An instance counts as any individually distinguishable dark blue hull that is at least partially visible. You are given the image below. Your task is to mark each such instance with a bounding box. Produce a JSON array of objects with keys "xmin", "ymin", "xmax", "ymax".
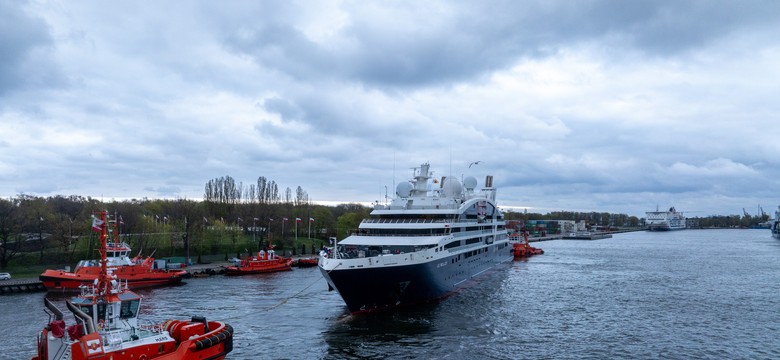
[
  {"xmin": 647, "ymin": 225, "xmax": 686, "ymax": 231},
  {"xmin": 321, "ymin": 242, "xmax": 513, "ymax": 313}
]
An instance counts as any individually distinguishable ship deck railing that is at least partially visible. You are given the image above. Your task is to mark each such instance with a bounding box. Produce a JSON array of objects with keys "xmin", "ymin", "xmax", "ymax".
[
  {"xmin": 373, "ymin": 203, "xmax": 462, "ymax": 210},
  {"xmin": 351, "ymin": 229, "xmax": 501, "ymax": 238}
]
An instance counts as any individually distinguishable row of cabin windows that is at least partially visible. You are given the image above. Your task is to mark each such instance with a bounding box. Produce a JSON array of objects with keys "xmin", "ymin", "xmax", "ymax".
[
  {"xmin": 335, "ymin": 244, "xmax": 436, "ymax": 258},
  {"xmin": 374, "ymin": 213, "xmax": 505, "ymax": 221},
  {"xmin": 443, "ymin": 236, "xmax": 490, "ymax": 250},
  {"xmin": 358, "ymin": 224, "xmax": 506, "ymax": 237}
]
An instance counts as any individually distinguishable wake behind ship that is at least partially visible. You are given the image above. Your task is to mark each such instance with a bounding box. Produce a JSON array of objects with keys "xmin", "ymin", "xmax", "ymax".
[{"xmin": 319, "ymin": 163, "xmax": 512, "ymax": 314}]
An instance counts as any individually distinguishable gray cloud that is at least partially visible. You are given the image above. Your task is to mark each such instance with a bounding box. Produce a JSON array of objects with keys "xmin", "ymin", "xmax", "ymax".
[
  {"xmin": 0, "ymin": 1, "xmax": 63, "ymax": 96},
  {"xmin": 1, "ymin": 1, "xmax": 780, "ymax": 217}
]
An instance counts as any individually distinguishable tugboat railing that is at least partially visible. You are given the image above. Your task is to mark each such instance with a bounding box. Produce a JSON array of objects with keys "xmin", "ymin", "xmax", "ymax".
[
  {"xmin": 44, "ymin": 297, "xmax": 63, "ymax": 322},
  {"xmin": 66, "ymin": 300, "xmax": 95, "ymax": 334}
]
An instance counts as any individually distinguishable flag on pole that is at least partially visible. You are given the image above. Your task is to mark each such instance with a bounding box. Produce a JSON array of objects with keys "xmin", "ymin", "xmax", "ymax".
[
  {"xmin": 283, "ymin": 218, "xmax": 288, "ymax": 221},
  {"xmin": 91, "ymin": 216, "xmax": 104, "ymax": 232},
  {"xmin": 295, "ymin": 217, "xmax": 301, "ymax": 222},
  {"xmin": 309, "ymin": 217, "xmax": 315, "ymax": 222},
  {"xmin": 203, "ymin": 217, "xmax": 208, "ymax": 223}
]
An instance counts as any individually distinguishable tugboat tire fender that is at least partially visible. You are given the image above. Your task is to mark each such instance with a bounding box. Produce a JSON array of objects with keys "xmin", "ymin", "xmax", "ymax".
[{"xmin": 194, "ymin": 324, "xmax": 234, "ymax": 350}]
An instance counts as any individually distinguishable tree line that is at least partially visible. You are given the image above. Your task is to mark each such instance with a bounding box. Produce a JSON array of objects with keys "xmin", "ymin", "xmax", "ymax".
[
  {"xmin": 2, "ymin": 177, "xmax": 772, "ymax": 269},
  {"xmin": 504, "ymin": 210, "xmax": 642, "ymax": 228},
  {"xmin": 505, "ymin": 209, "xmax": 773, "ymax": 229}
]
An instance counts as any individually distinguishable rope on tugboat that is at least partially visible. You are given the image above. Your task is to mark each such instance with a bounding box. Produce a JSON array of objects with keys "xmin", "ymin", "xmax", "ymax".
[
  {"xmin": 265, "ymin": 260, "xmax": 346, "ymax": 311},
  {"xmin": 269, "ymin": 274, "xmax": 323, "ymax": 311},
  {"xmin": 219, "ymin": 273, "xmax": 325, "ymax": 322}
]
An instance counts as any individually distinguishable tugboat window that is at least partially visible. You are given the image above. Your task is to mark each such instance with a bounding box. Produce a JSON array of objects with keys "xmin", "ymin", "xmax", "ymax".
[{"xmin": 120, "ymin": 300, "xmax": 140, "ymax": 318}]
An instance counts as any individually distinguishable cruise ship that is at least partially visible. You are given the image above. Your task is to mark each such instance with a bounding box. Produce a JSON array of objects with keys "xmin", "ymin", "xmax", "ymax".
[
  {"xmin": 771, "ymin": 206, "xmax": 780, "ymax": 239},
  {"xmin": 319, "ymin": 163, "xmax": 512, "ymax": 314},
  {"xmin": 645, "ymin": 206, "xmax": 687, "ymax": 231}
]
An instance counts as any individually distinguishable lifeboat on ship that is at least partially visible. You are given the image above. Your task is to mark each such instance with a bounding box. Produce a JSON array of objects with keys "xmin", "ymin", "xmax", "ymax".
[
  {"xmin": 511, "ymin": 231, "xmax": 544, "ymax": 259},
  {"xmin": 39, "ymin": 218, "xmax": 186, "ymax": 292},
  {"xmin": 224, "ymin": 247, "xmax": 293, "ymax": 275},
  {"xmin": 32, "ymin": 211, "xmax": 233, "ymax": 360}
]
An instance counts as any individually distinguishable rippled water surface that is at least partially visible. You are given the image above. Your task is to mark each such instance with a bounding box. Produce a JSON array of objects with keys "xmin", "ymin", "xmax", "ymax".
[{"xmin": 3, "ymin": 229, "xmax": 779, "ymax": 359}]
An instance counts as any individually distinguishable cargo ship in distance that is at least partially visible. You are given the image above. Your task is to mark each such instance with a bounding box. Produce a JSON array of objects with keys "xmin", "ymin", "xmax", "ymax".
[
  {"xmin": 646, "ymin": 206, "xmax": 687, "ymax": 231},
  {"xmin": 319, "ymin": 163, "xmax": 512, "ymax": 314}
]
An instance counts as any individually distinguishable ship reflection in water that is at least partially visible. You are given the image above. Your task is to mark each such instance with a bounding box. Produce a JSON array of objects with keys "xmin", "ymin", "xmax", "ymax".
[{"xmin": 3, "ymin": 229, "xmax": 780, "ymax": 359}]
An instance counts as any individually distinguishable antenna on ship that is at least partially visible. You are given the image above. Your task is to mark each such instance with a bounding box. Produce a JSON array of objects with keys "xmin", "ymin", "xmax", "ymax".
[
  {"xmin": 392, "ymin": 152, "xmax": 396, "ymax": 202},
  {"xmin": 449, "ymin": 147, "xmax": 452, "ymax": 185}
]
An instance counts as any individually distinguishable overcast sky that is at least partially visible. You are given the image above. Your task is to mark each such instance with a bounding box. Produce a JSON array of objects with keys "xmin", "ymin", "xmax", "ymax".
[{"xmin": 2, "ymin": 1, "xmax": 779, "ymax": 218}]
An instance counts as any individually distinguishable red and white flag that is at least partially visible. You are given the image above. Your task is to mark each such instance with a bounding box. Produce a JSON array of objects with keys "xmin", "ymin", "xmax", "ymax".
[
  {"xmin": 91, "ymin": 216, "xmax": 104, "ymax": 232},
  {"xmin": 283, "ymin": 217, "xmax": 288, "ymax": 221},
  {"xmin": 309, "ymin": 218, "xmax": 315, "ymax": 222},
  {"xmin": 295, "ymin": 217, "xmax": 301, "ymax": 222}
]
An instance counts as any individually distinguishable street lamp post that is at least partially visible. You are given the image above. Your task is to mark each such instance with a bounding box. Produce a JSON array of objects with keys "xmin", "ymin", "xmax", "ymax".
[
  {"xmin": 281, "ymin": 218, "xmax": 286, "ymax": 243},
  {"xmin": 184, "ymin": 216, "xmax": 189, "ymax": 266},
  {"xmin": 252, "ymin": 217, "xmax": 258, "ymax": 250},
  {"xmin": 267, "ymin": 218, "xmax": 273, "ymax": 249}
]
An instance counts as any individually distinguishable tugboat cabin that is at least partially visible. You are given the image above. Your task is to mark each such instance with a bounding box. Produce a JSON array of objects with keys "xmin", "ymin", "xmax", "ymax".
[{"xmin": 70, "ymin": 288, "xmax": 141, "ymax": 331}]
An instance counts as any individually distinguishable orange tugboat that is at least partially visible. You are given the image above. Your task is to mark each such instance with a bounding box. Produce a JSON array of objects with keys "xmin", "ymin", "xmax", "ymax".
[
  {"xmin": 293, "ymin": 257, "xmax": 319, "ymax": 267},
  {"xmin": 510, "ymin": 231, "xmax": 544, "ymax": 259},
  {"xmin": 32, "ymin": 211, "xmax": 233, "ymax": 360},
  {"xmin": 40, "ymin": 216, "xmax": 187, "ymax": 292},
  {"xmin": 224, "ymin": 246, "xmax": 293, "ymax": 275}
]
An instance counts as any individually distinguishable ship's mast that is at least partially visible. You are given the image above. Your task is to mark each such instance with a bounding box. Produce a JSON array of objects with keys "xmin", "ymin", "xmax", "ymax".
[{"xmin": 410, "ymin": 163, "xmax": 431, "ymax": 197}]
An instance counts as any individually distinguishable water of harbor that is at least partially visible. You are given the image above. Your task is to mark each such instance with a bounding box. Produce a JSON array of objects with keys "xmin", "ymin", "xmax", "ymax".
[{"xmin": 2, "ymin": 229, "xmax": 779, "ymax": 359}]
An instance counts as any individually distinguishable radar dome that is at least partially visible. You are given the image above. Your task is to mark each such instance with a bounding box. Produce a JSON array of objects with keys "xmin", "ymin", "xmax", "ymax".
[
  {"xmin": 396, "ymin": 182, "xmax": 413, "ymax": 198},
  {"xmin": 463, "ymin": 176, "xmax": 478, "ymax": 190},
  {"xmin": 442, "ymin": 178, "xmax": 463, "ymax": 197}
]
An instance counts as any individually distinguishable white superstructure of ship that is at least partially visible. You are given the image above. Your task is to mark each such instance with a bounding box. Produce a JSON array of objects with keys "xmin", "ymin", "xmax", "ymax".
[{"xmin": 646, "ymin": 206, "xmax": 687, "ymax": 231}]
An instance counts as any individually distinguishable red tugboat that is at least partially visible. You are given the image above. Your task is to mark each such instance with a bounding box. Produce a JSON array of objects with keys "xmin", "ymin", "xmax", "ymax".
[
  {"xmin": 293, "ymin": 257, "xmax": 319, "ymax": 267},
  {"xmin": 510, "ymin": 231, "xmax": 544, "ymax": 259},
  {"xmin": 32, "ymin": 211, "xmax": 233, "ymax": 360},
  {"xmin": 40, "ymin": 215, "xmax": 187, "ymax": 292},
  {"xmin": 224, "ymin": 244, "xmax": 293, "ymax": 275}
]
